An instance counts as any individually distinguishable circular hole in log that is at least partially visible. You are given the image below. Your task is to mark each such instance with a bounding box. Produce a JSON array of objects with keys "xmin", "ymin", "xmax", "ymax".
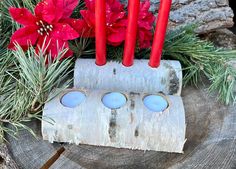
[
  {"xmin": 143, "ymin": 94, "xmax": 169, "ymax": 112},
  {"xmin": 60, "ymin": 91, "xmax": 86, "ymax": 108},
  {"xmin": 102, "ymin": 92, "xmax": 127, "ymax": 109}
]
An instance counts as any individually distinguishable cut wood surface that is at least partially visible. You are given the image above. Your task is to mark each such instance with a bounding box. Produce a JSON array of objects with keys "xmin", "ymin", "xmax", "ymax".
[
  {"xmin": 42, "ymin": 89, "xmax": 186, "ymax": 153},
  {"xmin": 121, "ymin": 0, "xmax": 234, "ymax": 34},
  {"xmin": 74, "ymin": 59, "xmax": 182, "ymax": 96},
  {"xmin": 0, "ymin": 144, "xmax": 18, "ymax": 169},
  {"xmin": 6, "ymin": 85, "xmax": 236, "ymax": 169},
  {"xmin": 5, "ymin": 121, "xmax": 62, "ymax": 169},
  {"xmin": 168, "ymin": 0, "xmax": 234, "ymax": 33}
]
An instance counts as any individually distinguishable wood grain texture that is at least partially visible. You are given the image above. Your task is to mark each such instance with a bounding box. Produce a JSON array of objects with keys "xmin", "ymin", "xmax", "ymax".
[
  {"xmin": 0, "ymin": 144, "xmax": 18, "ymax": 169},
  {"xmin": 6, "ymin": 85, "xmax": 236, "ymax": 169},
  {"xmin": 74, "ymin": 59, "xmax": 182, "ymax": 96},
  {"xmin": 121, "ymin": 0, "xmax": 234, "ymax": 34},
  {"xmin": 42, "ymin": 89, "xmax": 186, "ymax": 153},
  {"xmin": 5, "ymin": 121, "xmax": 63, "ymax": 169},
  {"xmin": 168, "ymin": 0, "xmax": 234, "ymax": 34}
]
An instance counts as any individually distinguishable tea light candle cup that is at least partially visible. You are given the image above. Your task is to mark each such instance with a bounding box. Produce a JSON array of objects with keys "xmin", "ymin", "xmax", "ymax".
[
  {"xmin": 61, "ymin": 91, "xmax": 86, "ymax": 108},
  {"xmin": 143, "ymin": 94, "xmax": 169, "ymax": 112},
  {"xmin": 102, "ymin": 92, "xmax": 127, "ymax": 109}
]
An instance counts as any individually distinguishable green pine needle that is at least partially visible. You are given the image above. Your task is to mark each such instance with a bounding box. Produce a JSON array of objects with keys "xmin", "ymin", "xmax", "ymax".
[
  {"xmin": 70, "ymin": 37, "xmax": 95, "ymax": 58},
  {"xmin": 163, "ymin": 25, "xmax": 236, "ymax": 104},
  {"xmin": 107, "ymin": 45, "xmax": 124, "ymax": 62},
  {"xmin": 0, "ymin": 43, "xmax": 73, "ymax": 142}
]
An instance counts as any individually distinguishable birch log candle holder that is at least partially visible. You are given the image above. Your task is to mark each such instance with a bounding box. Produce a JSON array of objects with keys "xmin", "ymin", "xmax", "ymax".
[
  {"xmin": 42, "ymin": 89, "xmax": 186, "ymax": 153},
  {"xmin": 42, "ymin": 59, "xmax": 186, "ymax": 153}
]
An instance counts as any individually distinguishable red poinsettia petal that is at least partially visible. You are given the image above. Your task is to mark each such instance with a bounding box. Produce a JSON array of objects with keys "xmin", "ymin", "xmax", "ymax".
[
  {"xmin": 107, "ymin": 0, "xmax": 124, "ymax": 12},
  {"xmin": 139, "ymin": 13, "xmax": 155, "ymax": 27},
  {"xmin": 140, "ymin": 40, "xmax": 151, "ymax": 49},
  {"xmin": 8, "ymin": 26, "xmax": 39, "ymax": 50},
  {"xmin": 35, "ymin": 0, "xmax": 63, "ymax": 24},
  {"xmin": 51, "ymin": 23, "xmax": 79, "ymax": 41},
  {"xmin": 84, "ymin": 0, "xmax": 95, "ymax": 11},
  {"xmin": 107, "ymin": 29, "xmax": 126, "ymax": 46},
  {"xmin": 112, "ymin": 18, "xmax": 127, "ymax": 29},
  {"xmin": 63, "ymin": 18, "xmax": 83, "ymax": 33},
  {"xmin": 108, "ymin": 19, "xmax": 127, "ymax": 34},
  {"xmin": 138, "ymin": 29, "xmax": 152, "ymax": 49},
  {"xmin": 138, "ymin": 0, "xmax": 155, "ymax": 30},
  {"xmin": 80, "ymin": 10, "xmax": 95, "ymax": 27},
  {"xmin": 9, "ymin": 7, "xmax": 37, "ymax": 26},
  {"xmin": 140, "ymin": 0, "xmax": 151, "ymax": 12},
  {"xmin": 62, "ymin": 0, "xmax": 79, "ymax": 18},
  {"xmin": 145, "ymin": 14, "xmax": 155, "ymax": 24},
  {"xmin": 107, "ymin": 12, "xmax": 126, "ymax": 24},
  {"xmin": 34, "ymin": 1, "xmax": 44, "ymax": 19},
  {"xmin": 64, "ymin": 18, "xmax": 95, "ymax": 37},
  {"xmin": 138, "ymin": 20, "xmax": 152, "ymax": 30}
]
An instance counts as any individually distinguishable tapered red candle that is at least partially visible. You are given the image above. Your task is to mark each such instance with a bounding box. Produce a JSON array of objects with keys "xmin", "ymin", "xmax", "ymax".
[
  {"xmin": 122, "ymin": 0, "xmax": 140, "ymax": 67},
  {"xmin": 95, "ymin": 0, "xmax": 106, "ymax": 66},
  {"xmin": 149, "ymin": 0, "xmax": 172, "ymax": 68}
]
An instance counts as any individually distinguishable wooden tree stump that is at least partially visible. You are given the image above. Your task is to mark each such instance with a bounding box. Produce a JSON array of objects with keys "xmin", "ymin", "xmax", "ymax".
[
  {"xmin": 0, "ymin": 144, "xmax": 18, "ymax": 169},
  {"xmin": 168, "ymin": 0, "xmax": 234, "ymax": 33},
  {"xmin": 121, "ymin": 0, "xmax": 234, "ymax": 34},
  {"xmin": 5, "ymin": 85, "xmax": 236, "ymax": 169}
]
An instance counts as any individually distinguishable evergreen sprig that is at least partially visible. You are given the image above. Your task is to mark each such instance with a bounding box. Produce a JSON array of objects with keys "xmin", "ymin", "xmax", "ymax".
[
  {"xmin": 70, "ymin": 36, "xmax": 95, "ymax": 58},
  {"xmin": 0, "ymin": 43, "xmax": 73, "ymax": 141},
  {"xmin": 163, "ymin": 25, "xmax": 236, "ymax": 104}
]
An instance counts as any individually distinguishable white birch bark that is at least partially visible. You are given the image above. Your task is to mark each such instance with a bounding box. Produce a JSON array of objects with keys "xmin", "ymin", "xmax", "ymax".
[
  {"xmin": 74, "ymin": 59, "xmax": 182, "ymax": 96},
  {"xmin": 42, "ymin": 89, "xmax": 186, "ymax": 153}
]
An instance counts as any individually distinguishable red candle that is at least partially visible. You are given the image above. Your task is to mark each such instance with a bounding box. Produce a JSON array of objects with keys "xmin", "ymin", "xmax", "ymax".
[
  {"xmin": 122, "ymin": 0, "xmax": 140, "ymax": 67},
  {"xmin": 149, "ymin": 0, "xmax": 172, "ymax": 68},
  {"xmin": 95, "ymin": 0, "xmax": 106, "ymax": 66}
]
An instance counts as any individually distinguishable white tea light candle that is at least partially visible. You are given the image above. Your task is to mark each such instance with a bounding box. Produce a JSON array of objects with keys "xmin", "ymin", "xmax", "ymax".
[
  {"xmin": 61, "ymin": 91, "xmax": 86, "ymax": 108},
  {"xmin": 143, "ymin": 95, "xmax": 168, "ymax": 112},
  {"xmin": 102, "ymin": 92, "xmax": 127, "ymax": 109}
]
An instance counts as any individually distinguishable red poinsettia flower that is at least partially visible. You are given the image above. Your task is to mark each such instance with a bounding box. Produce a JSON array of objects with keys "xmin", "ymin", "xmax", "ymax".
[
  {"xmin": 71, "ymin": 0, "xmax": 127, "ymax": 46},
  {"xmin": 137, "ymin": 0, "xmax": 155, "ymax": 49},
  {"xmin": 8, "ymin": 0, "xmax": 80, "ymax": 59}
]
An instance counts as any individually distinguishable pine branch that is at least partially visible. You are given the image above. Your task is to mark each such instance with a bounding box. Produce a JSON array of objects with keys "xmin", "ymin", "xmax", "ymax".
[
  {"xmin": 163, "ymin": 25, "xmax": 236, "ymax": 104},
  {"xmin": 0, "ymin": 43, "xmax": 73, "ymax": 141},
  {"xmin": 69, "ymin": 37, "xmax": 95, "ymax": 58},
  {"xmin": 0, "ymin": 0, "xmax": 21, "ymax": 48},
  {"xmin": 107, "ymin": 45, "xmax": 124, "ymax": 62},
  {"xmin": 71, "ymin": 0, "xmax": 86, "ymax": 18}
]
